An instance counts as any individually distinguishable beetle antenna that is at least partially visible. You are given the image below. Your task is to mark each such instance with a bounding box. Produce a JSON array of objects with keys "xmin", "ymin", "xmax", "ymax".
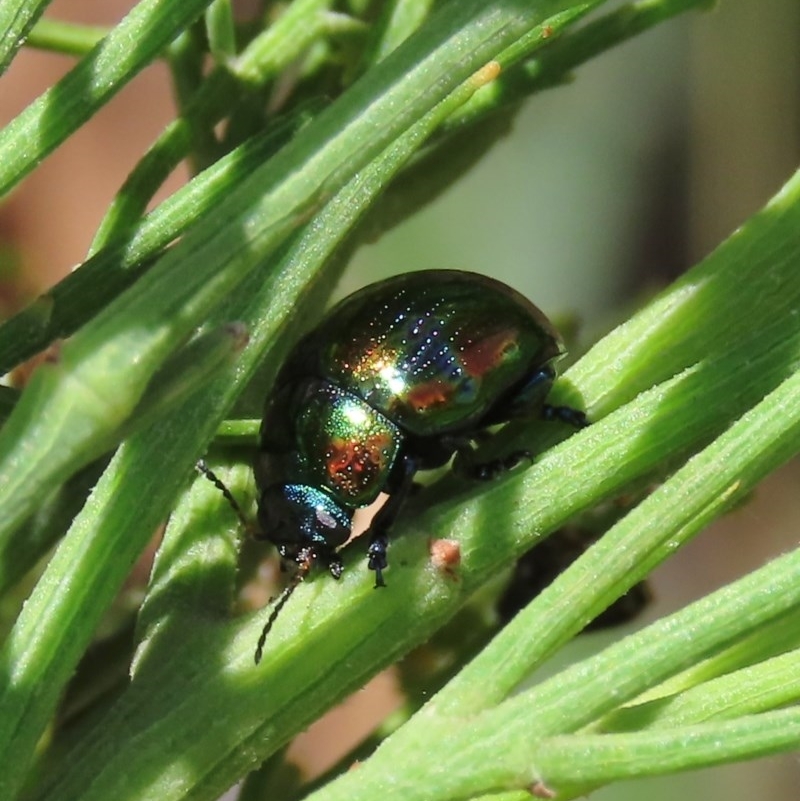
[
  {"xmin": 254, "ymin": 557, "xmax": 312, "ymax": 664},
  {"xmin": 196, "ymin": 459, "xmax": 254, "ymax": 533}
]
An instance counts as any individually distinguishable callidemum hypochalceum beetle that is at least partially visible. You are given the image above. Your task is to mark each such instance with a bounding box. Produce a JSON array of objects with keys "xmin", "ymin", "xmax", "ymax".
[{"xmin": 244, "ymin": 269, "xmax": 587, "ymax": 661}]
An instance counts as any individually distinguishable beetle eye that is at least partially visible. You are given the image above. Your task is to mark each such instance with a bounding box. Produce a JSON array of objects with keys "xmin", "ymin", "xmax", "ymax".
[{"xmin": 315, "ymin": 507, "xmax": 340, "ymax": 530}]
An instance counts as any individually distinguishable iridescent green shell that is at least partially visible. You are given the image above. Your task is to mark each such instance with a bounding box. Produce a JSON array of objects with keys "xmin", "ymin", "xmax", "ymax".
[
  {"xmin": 293, "ymin": 270, "xmax": 563, "ymax": 437},
  {"xmin": 293, "ymin": 380, "xmax": 400, "ymax": 506}
]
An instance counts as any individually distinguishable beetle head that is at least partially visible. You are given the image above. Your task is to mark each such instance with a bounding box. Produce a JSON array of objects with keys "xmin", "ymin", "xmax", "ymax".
[{"xmin": 258, "ymin": 483, "xmax": 352, "ymax": 558}]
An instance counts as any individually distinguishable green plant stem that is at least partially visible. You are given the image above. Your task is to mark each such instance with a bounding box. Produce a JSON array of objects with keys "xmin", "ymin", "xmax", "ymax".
[
  {"xmin": 356, "ymin": 706, "xmax": 800, "ymax": 800},
  {"xmin": 166, "ymin": 27, "xmax": 219, "ymax": 172},
  {"xmin": 0, "ymin": 0, "xmax": 215, "ymax": 198},
  {"xmin": 362, "ymin": 0, "xmax": 436, "ymax": 66},
  {"xmin": 205, "ymin": 0, "xmax": 236, "ymax": 60},
  {"xmin": 0, "ymin": 385, "xmax": 17, "ymax": 423},
  {"xmin": 24, "ymin": 16, "xmax": 108, "ymax": 56},
  {"xmin": 84, "ymin": 78, "xmax": 234, "ymax": 254},
  {"xmin": 167, "ymin": 27, "xmax": 205, "ymax": 111},
  {"xmin": 214, "ymin": 418, "xmax": 261, "ymax": 445},
  {"xmin": 320, "ymin": 10, "xmax": 369, "ymax": 36},
  {"xmin": 88, "ymin": 0, "xmax": 336, "ymax": 253},
  {"xmin": 0, "ymin": 458, "xmax": 107, "ymax": 595},
  {"xmin": 627, "ymin": 606, "xmax": 800, "ymax": 706},
  {"xmin": 137, "ymin": 458, "xmax": 250, "ymax": 630},
  {"xmin": 0, "ymin": 0, "xmax": 53, "ymax": 73},
  {"xmin": 535, "ymin": 709, "xmax": 800, "ymax": 792},
  {"xmin": 444, "ymin": 0, "xmax": 712, "ymax": 133},
  {"xmin": 355, "ymin": 570, "xmax": 800, "ymax": 797},
  {"xmin": 0, "ymin": 108, "xmax": 313, "ymax": 377},
  {"xmin": 601, "ymin": 647, "xmax": 800, "ymax": 733}
]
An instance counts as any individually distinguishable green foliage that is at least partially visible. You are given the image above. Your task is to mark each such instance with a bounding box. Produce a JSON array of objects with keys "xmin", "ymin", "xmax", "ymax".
[{"xmin": 1, "ymin": 1, "xmax": 797, "ymax": 800}]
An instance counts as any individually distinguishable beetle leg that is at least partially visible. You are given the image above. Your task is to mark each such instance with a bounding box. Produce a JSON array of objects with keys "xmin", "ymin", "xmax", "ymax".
[
  {"xmin": 439, "ymin": 434, "xmax": 480, "ymax": 475},
  {"xmin": 466, "ymin": 450, "xmax": 534, "ymax": 481},
  {"xmin": 467, "ymin": 403, "xmax": 588, "ymax": 479},
  {"xmin": 366, "ymin": 454, "xmax": 418, "ymax": 587},
  {"xmin": 457, "ymin": 399, "xmax": 588, "ymax": 480},
  {"xmin": 450, "ymin": 434, "xmax": 529, "ymax": 480},
  {"xmin": 367, "ymin": 536, "xmax": 389, "ymax": 587},
  {"xmin": 326, "ymin": 554, "xmax": 344, "ymax": 580},
  {"xmin": 541, "ymin": 404, "xmax": 589, "ymax": 429}
]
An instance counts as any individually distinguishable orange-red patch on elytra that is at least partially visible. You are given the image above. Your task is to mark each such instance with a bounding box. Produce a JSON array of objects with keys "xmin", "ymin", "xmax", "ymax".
[
  {"xmin": 326, "ymin": 434, "xmax": 393, "ymax": 498},
  {"xmin": 405, "ymin": 379, "xmax": 453, "ymax": 412},
  {"xmin": 458, "ymin": 329, "xmax": 519, "ymax": 378}
]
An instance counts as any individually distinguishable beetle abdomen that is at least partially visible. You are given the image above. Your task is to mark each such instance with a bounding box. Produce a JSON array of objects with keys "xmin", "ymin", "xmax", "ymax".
[{"xmin": 299, "ymin": 271, "xmax": 563, "ymax": 437}]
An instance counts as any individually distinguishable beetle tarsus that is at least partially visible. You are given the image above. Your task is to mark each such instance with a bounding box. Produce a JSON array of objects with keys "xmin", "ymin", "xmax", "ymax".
[
  {"xmin": 327, "ymin": 557, "xmax": 344, "ymax": 580},
  {"xmin": 367, "ymin": 535, "xmax": 388, "ymax": 588},
  {"xmin": 541, "ymin": 404, "xmax": 589, "ymax": 429}
]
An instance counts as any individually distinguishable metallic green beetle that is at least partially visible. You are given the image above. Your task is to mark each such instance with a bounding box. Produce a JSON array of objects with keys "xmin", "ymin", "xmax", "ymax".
[{"xmin": 252, "ymin": 270, "xmax": 586, "ymax": 658}]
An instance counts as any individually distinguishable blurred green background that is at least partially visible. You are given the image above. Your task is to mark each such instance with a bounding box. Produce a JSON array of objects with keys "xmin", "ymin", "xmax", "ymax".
[{"xmin": 1, "ymin": 1, "xmax": 799, "ymax": 798}]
